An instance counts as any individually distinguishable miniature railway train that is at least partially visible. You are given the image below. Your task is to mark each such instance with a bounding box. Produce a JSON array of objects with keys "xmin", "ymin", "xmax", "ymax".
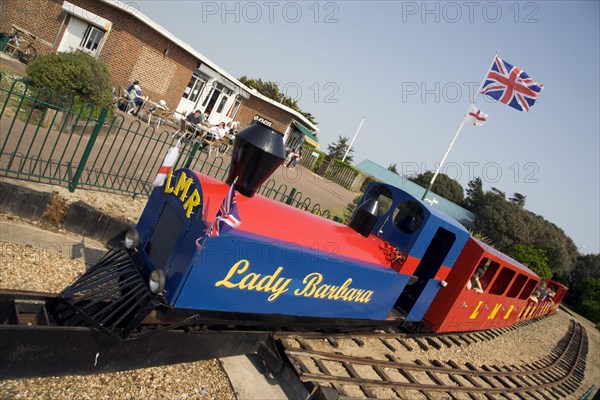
[{"xmin": 53, "ymin": 122, "xmax": 567, "ymax": 341}]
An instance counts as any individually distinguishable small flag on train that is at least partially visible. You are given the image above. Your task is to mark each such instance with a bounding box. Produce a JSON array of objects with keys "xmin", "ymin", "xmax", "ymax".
[
  {"xmin": 152, "ymin": 139, "xmax": 181, "ymax": 188},
  {"xmin": 195, "ymin": 183, "xmax": 241, "ymax": 249}
]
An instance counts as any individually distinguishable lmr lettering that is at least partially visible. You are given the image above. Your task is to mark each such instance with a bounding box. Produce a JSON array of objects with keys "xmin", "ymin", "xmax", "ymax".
[{"xmin": 164, "ymin": 171, "xmax": 201, "ymax": 218}]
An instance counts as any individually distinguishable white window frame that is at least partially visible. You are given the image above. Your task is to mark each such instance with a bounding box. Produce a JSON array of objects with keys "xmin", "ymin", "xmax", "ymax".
[{"xmin": 80, "ymin": 25, "xmax": 104, "ymax": 53}]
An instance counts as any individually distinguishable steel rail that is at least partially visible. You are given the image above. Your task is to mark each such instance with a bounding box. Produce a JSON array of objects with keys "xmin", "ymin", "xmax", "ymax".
[{"xmin": 285, "ymin": 321, "xmax": 587, "ymax": 396}]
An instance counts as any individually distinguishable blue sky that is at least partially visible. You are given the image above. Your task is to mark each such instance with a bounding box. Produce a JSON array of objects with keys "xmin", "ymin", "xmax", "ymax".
[{"xmin": 137, "ymin": 1, "xmax": 599, "ymax": 254}]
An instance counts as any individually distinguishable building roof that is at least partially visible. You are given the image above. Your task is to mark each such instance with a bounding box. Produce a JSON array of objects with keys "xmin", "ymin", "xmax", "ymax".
[
  {"xmin": 293, "ymin": 121, "xmax": 319, "ymax": 147},
  {"xmin": 355, "ymin": 159, "xmax": 475, "ymax": 228},
  {"xmin": 99, "ymin": 0, "xmax": 319, "ymax": 133}
]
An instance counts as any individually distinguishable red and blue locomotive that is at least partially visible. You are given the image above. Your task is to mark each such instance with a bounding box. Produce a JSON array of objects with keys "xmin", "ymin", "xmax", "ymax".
[{"xmin": 59, "ymin": 123, "xmax": 565, "ymax": 340}]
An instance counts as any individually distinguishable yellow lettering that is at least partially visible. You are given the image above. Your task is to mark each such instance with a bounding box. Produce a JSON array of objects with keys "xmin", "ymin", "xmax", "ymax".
[
  {"xmin": 314, "ymin": 284, "xmax": 331, "ymax": 299},
  {"xmin": 164, "ymin": 170, "xmax": 175, "ymax": 193},
  {"xmin": 173, "ymin": 172, "xmax": 193, "ymax": 201},
  {"xmin": 487, "ymin": 303, "xmax": 502, "ymax": 320},
  {"xmin": 344, "ymin": 288, "xmax": 357, "ymax": 301},
  {"xmin": 358, "ymin": 290, "xmax": 374, "ymax": 303},
  {"xmin": 294, "ymin": 273, "xmax": 322, "ymax": 297},
  {"xmin": 503, "ymin": 305, "xmax": 515, "ymax": 320},
  {"xmin": 519, "ymin": 305, "xmax": 531, "ymax": 320},
  {"xmin": 215, "ymin": 260, "xmax": 249, "ymax": 288},
  {"xmin": 215, "ymin": 261, "xmax": 373, "ymax": 304},
  {"xmin": 239, "ymin": 273, "xmax": 260, "ymax": 290},
  {"xmin": 266, "ymin": 276, "xmax": 291, "ymax": 302},
  {"xmin": 470, "ymin": 301, "xmax": 484, "ymax": 320},
  {"xmin": 183, "ymin": 189, "xmax": 201, "ymax": 218},
  {"xmin": 334, "ymin": 279, "xmax": 352, "ymax": 299}
]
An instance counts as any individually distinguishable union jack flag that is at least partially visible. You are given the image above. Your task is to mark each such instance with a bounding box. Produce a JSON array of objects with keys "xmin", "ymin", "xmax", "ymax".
[
  {"xmin": 195, "ymin": 184, "xmax": 240, "ymax": 248},
  {"xmin": 481, "ymin": 55, "xmax": 543, "ymax": 112}
]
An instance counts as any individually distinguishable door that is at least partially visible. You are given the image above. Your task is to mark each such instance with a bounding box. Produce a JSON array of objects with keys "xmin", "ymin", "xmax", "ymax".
[
  {"xmin": 203, "ymin": 88, "xmax": 221, "ymax": 123},
  {"xmin": 397, "ymin": 227, "xmax": 456, "ymax": 319},
  {"xmin": 57, "ymin": 17, "xmax": 88, "ymax": 53}
]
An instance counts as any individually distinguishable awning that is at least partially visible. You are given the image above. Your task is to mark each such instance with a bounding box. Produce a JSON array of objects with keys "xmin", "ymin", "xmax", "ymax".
[{"xmin": 293, "ymin": 121, "xmax": 319, "ymax": 148}]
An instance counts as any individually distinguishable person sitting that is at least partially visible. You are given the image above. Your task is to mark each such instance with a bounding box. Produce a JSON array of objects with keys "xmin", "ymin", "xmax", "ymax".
[
  {"xmin": 467, "ymin": 268, "xmax": 484, "ymax": 293},
  {"xmin": 184, "ymin": 110, "xmax": 204, "ymax": 138},
  {"xmin": 529, "ymin": 290, "xmax": 541, "ymax": 303}
]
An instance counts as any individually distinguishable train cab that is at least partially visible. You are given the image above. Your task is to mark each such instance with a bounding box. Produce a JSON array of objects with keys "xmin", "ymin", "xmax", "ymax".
[
  {"xmin": 355, "ymin": 183, "xmax": 470, "ymax": 323},
  {"xmin": 422, "ymin": 237, "xmax": 541, "ymax": 333}
]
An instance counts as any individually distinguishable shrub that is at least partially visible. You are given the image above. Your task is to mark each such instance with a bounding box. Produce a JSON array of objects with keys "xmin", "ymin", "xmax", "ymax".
[{"xmin": 26, "ymin": 52, "xmax": 112, "ymax": 109}]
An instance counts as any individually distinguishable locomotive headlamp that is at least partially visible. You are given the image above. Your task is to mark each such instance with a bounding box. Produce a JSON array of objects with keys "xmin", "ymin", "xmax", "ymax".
[
  {"xmin": 149, "ymin": 269, "xmax": 165, "ymax": 294},
  {"xmin": 124, "ymin": 229, "xmax": 139, "ymax": 249}
]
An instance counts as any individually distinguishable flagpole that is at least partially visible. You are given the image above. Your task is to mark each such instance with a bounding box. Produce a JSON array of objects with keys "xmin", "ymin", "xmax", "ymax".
[
  {"xmin": 421, "ymin": 51, "xmax": 499, "ymax": 201},
  {"xmin": 342, "ymin": 117, "xmax": 365, "ymax": 163}
]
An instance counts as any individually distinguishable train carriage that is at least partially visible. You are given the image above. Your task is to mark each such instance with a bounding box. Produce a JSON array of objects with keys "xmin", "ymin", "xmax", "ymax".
[{"xmin": 422, "ymin": 237, "xmax": 541, "ymax": 333}]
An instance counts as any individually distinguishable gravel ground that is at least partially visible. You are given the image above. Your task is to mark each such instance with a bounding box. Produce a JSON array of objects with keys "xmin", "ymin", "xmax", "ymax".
[{"xmin": 0, "ymin": 241, "xmax": 237, "ymax": 400}]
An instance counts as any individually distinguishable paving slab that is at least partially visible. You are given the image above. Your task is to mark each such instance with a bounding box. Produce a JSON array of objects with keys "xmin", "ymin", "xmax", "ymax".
[
  {"xmin": 220, "ymin": 354, "xmax": 291, "ymax": 400},
  {"xmin": 0, "ymin": 219, "xmax": 107, "ymax": 265}
]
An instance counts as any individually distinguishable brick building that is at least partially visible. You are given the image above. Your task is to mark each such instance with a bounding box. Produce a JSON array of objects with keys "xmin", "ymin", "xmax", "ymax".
[{"xmin": 0, "ymin": 0, "xmax": 319, "ymax": 149}]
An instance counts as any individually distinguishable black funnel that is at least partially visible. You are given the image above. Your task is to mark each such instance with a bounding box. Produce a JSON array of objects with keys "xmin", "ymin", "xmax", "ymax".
[
  {"xmin": 349, "ymin": 198, "xmax": 380, "ymax": 237},
  {"xmin": 226, "ymin": 123, "xmax": 286, "ymax": 197}
]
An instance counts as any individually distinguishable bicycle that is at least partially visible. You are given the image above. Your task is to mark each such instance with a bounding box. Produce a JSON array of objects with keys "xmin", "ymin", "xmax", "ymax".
[{"xmin": 5, "ymin": 28, "xmax": 37, "ymax": 64}]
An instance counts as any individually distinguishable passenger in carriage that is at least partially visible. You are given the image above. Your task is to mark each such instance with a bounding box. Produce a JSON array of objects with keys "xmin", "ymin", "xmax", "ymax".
[
  {"xmin": 529, "ymin": 290, "xmax": 541, "ymax": 303},
  {"xmin": 468, "ymin": 267, "xmax": 485, "ymax": 293}
]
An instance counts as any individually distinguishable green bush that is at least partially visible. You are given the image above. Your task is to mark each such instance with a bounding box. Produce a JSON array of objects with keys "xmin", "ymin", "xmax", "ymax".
[
  {"xmin": 510, "ymin": 244, "xmax": 553, "ymax": 280},
  {"xmin": 311, "ymin": 149, "xmax": 327, "ymax": 172},
  {"xmin": 26, "ymin": 52, "xmax": 112, "ymax": 109}
]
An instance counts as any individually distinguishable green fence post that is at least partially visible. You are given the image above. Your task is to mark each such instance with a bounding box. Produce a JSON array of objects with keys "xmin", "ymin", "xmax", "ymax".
[
  {"xmin": 286, "ymin": 188, "xmax": 297, "ymax": 205},
  {"xmin": 68, "ymin": 107, "xmax": 108, "ymax": 192},
  {"xmin": 184, "ymin": 141, "xmax": 201, "ymax": 168}
]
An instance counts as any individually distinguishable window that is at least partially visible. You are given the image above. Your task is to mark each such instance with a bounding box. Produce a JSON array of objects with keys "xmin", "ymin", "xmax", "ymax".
[
  {"xmin": 183, "ymin": 73, "xmax": 208, "ymax": 103},
  {"xmin": 363, "ymin": 184, "xmax": 394, "ymax": 217},
  {"xmin": 80, "ymin": 26, "xmax": 104, "ymax": 52},
  {"xmin": 507, "ymin": 273, "xmax": 528, "ymax": 298},
  {"xmin": 216, "ymin": 94, "xmax": 229, "ymax": 113},
  {"xmin": 227, "ymin": 96, "xmax": 243, "ymax": 118},
  {"xmin": 489, "ymin": 267, "xmax": 516, "ymax": 295},
  {"xmin": 519, "ymin": 279, "xmax": 539, "ymax": 300},
  {"xmin": 393, "ymin": 200, "xmax": 424, "ymax": 234},
  {"xmin": 477, "ymin": 258, "xmax": 500, "ymax": 292}
]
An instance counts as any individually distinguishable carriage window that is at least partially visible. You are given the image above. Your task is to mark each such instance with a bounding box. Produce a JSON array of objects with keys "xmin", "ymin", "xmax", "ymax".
[
  {"xmin": 506, "ymin": 273, "xmax": 527, "ymax": 298},
  {"xmin": 393, "ymin": 200, "xmax": 425, "ymax": 234},
  {"xmin": 519, "ymin": 279, "xmax": 539, "ymax": 300},
  {"xmin": 478, "ymin": 259, "xmax": 499, "ymax": 291},
  {"xmin": 489, "ymin": 267, "xmax": 516, "ymax": 295},
  {"xmin": 363, "ymin": 184, "xmax": 393, "ymax": 217}
]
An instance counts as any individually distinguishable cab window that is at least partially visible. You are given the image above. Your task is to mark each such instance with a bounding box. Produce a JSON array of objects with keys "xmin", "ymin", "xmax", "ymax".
[{"xmin": 393, "ymin": 200, "xmax": 425, "ymax": 234}]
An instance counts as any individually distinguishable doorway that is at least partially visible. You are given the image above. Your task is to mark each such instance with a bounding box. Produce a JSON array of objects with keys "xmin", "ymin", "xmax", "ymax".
[{"xmin": 396, "ymin": 227, "xmax": 456, "ymax": 313}]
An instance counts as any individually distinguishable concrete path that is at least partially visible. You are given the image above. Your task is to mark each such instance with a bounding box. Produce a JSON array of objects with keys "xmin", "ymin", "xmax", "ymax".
[{"xmin": 0, "ymin": 219, "xmax": 106, "ymax": 265}]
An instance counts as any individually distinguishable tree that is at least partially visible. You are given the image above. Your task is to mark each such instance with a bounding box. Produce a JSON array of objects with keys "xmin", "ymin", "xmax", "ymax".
[
  {"xmin": 577, "ymin": 278, "xmax": 600, "ymax": 323},
  {"xmin": 327, "ymin": 135, "xmax": 354, "ymax": 163},
  {"xmin": 388, "ymin": 163, "xmax": 398, "ymax": 174},
  {"xmin": 239, "ymin": 76, "xmax": 317, "ymax": 125},
  {"xmin": 473, "ymin": 190, "xmax": 577, "ymax": 275},
  {"xmin": 26, "ymin": 52, "xmax": 113, "ymax": 108},
  {"xmin": 510, "ymin": 244, "xmax": 553, "ymax": 280},
  {"xmin": 408, "ymin": 171, "xmax": 464, "ymax": 204},
  {"xmin": 463, "ymin": 177, "xmax": 484, "ymax": 211},
  {"xmin": 510, "ymin": 192, "xmax": 527, "ymax": 208}
]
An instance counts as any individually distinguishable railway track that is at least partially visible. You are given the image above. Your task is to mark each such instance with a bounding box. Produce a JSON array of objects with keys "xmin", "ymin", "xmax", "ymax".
[{"xmin": 280, "ymin": 319, "xmax": 588, "ymax": 399}]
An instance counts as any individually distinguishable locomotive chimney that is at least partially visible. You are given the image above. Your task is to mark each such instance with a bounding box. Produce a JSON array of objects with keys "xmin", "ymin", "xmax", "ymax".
[
  {"xmin": 349, "ymin": 198, "xmax": 380, "ymax": 237},
  {"xmin": 226, "ymin": 123, "xmax": 286, "ymax": 197}
]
